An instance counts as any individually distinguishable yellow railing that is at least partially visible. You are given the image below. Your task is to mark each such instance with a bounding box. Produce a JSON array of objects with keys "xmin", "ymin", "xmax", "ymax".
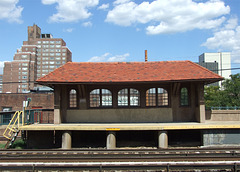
[{"xmin": 3, "ymin": 111, "xmax": 23, "ymax": 140}]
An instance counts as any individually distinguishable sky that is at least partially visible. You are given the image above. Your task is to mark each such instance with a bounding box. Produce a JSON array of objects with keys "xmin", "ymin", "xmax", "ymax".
[{"xmin": 0, "ymin": 0, "xmax": 240, "ymax": 74}]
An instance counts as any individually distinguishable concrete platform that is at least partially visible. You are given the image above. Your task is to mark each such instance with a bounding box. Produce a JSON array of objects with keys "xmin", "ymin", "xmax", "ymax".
[{"xmin": 19, "ymin": 121, "xmax": 240, "ymax": 131}]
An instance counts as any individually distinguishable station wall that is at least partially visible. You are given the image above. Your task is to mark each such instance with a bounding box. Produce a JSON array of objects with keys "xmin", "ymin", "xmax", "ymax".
[{"xmin": 66, "ymin": 108, "xmax": 173, "ymax": 123}]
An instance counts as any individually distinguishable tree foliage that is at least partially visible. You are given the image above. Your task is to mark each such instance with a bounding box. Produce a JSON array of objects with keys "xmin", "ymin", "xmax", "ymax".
[{"xmin": 204, "ymin": 73, "xmax": 240, "ymax": 108}]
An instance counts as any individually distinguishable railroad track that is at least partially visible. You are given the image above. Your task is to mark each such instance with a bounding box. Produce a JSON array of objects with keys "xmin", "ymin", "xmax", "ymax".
[{"xmin": 0, "ymin": 147, "xmax": 240, "ymax": 171}]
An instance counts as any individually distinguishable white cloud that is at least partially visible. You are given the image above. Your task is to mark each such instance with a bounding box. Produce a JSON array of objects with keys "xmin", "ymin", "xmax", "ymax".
[
  {"xmin": 0, "ymin": 0, "xmax": 23, "ymax": 23},
  {"xmin": 88, "ymin": 53, "xmax": 110, "ymax": 62},
  {"xmin": 88, "ymin": 53, "xmax": 129, "ymax": 62},
  {"xmin": 82, "ymin": 21, "xmax": 92, "ymax": 27},
  {"xmin": 98, "ymin": 3, "xmax": 109, "ymax": 10},
  {"xmin": 113, "ymin": 0, "xmax": 130, "ymax": 5},
  {"xmin": 107, "ymin": 53, "xmax": 129, "ymax": 62},
  {"xmin": 41, "ymin": 0, "xmax": 99, "ymax": 23},
  {"xmin": 63, "ymin": 28, "xmax": 74, "ymax": 32},
  {"xmin": 202, "ymin": 17, "xmax": 240, "ymax": 63},
  {"xmin": 105, "ymin": 0, "xmax": 230, "ymax": 34}
]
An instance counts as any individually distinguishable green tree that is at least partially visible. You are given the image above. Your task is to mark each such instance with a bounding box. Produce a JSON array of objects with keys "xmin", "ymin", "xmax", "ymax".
[
  {"xmin": 221, "ymin": 73, "xmax": 240, "ymax": 106},
  {"xmin": 204, "ymin": 85, "xmax": 222, "ymax": 108},
  {"xmin": 204, "ymin": 73, "xmax": 240, "ymax": 108}
]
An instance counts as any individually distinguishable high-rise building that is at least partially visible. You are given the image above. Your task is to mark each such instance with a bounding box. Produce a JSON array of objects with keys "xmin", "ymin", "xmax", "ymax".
[
  {"xmin": 199, "ymin": 52, "xmax": 231, "ymax": 79},
  {"xmin": 2, "ymin": 24, "xmax": 72, "ymax": 93},
  {"xmin": 198, "ymin": 52, "xmax": 231, "ymax": 87}
]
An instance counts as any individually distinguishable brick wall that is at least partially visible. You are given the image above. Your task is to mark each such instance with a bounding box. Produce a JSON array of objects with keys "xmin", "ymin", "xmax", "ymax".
[
  {"xmin": 0, "ymin": 93, "xmax": 54, "ymax": 111},
  {"xmin": 0, "ymin": 93, "xmax": 54, "ymax": 124}
]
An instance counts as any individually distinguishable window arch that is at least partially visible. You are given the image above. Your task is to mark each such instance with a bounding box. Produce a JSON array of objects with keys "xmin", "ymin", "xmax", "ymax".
[
  {"xmin": 69, "ymin": 89, "xmax": 77, "ymax": 108},
  {"xmin": 180, "ymin": 87, "xmax": 189, "ymax": 106},
  {"xmin": 130, "ymin": 88, "xmax": 140, "ymax": 106},
  {"xmin": 118, "ymin": 88, "xmax": 140, "ymax": 107},
  {"xmin": 118, "ymin": 88, "xmax": 128, "ymax": 106},
  {"xmin": 90, "ymin": 89, "xmax": 112, "ymax": 107},
  {"xmin": 146, "ymin": 88, "xmax": 168, "ymax": 107}
]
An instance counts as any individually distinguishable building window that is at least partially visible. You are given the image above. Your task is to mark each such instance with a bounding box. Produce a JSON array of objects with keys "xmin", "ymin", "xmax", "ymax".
[
  {"xmin": 130, "ymin": 88, "xmax": 140, "ymax": 106},
  {"xmin": 118, "ymin": 89, "xmax": 128, "ymax": 106},
  {"xmin": 1, "ymin": 107, "xmax": 12, "ymax": 124},
  {"xmin": 69, "ymin": 89, "xmax": 77, "ymax": 108},
  {"xmin": 90, "ymin": 89, "xmax": 112, "ymax": 108},
  {"xmin": 180, "ymin": 87, "xmax": 189, "ymax": 106},
  {"xmin": 118, "ymin": 88, "xmax": 140, "ymax": 107},
  {"xmin": 146, "ymin": 88, "xmax": 168, "ymax": 107},
  {"xmin": 43, "ymin": 45, "xmax": 49, "ymax": 48}
]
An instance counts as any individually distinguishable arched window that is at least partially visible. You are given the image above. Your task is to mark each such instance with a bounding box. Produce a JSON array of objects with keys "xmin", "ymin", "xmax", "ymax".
[
  {"xmin": 101, "ymin": 89, "xmax": 112, "ymax": 107},
  {"xmin": 118, "ymin": 88, "xmax": 140, "ymax": 107},
  {"xmin": 118, "ymin": 88, "xmax": 128, "ymax": 106},
  {"xmin": 158, "ymin": 88, "xmax": 168, "ymax": 106},
  {"xmin": 90, "ymin": 89, "xmax": 100, "ymax": 107},
  {"xmin": 69, "ymin": 89, "xmax": 77, "ymax": 108},
  {"xmin": 146, "ymin": 88, "xmax": 168, "ymax": 107},
  {"xmin": 130, "ymin": 88, "xmax": 140, "ymax": 106},
  {"xmin": 90, "ymin": 89, "xmax": 112, "ymax": 107},
  {"xmin": 180, "ymin": 87, "xmax": 189, "ymax": 106}
]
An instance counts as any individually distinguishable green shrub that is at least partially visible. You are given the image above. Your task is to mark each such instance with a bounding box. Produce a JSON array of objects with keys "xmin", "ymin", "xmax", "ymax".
[
  {"xmin": 0, "ymin": 143, "xmax": 5, "ymax": 149},
  {"xmin": 10, "ymin": 139, "xmax": 26, "ymax": 149}
]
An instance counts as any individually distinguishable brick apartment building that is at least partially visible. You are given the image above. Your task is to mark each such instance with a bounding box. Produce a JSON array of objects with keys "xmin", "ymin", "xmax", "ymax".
[{"xmin": 2, "ymin": 24, "xmax": 72, "ymax": 93}]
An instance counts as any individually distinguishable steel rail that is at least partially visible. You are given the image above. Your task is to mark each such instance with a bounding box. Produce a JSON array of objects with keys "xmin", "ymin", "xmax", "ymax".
[
  {"xmin": 1, "ymin": 146, "xmax": 240, "ymax": 152},
  {"xmin": 0, "ymin": 148, "xmax": 240, "ymax": 163},
  {"xmin": 1, "ymin": 148, "xmax": 240, "ymax": 171},
  {"xmin": 0, "ymin": 161, "xmax": 239, "ymax": 171}
]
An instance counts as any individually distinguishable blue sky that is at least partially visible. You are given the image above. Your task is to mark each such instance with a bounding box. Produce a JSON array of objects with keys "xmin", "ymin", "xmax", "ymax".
[{"xmin": 0, "ymin": 0, "xmax": 240, "ymax": 74}]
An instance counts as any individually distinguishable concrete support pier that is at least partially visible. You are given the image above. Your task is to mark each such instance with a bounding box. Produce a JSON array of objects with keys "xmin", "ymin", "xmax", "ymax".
[
  {"xmin": 62, "ymin": 131, "xmax": 72, "ymax": 149},
  {"xmin": 158, "ymin": 130, "xmax": 168, "ymax": 148},
  {"xmin": 106, "ymin": 131, "xmax": 116, "ymax": 149}
]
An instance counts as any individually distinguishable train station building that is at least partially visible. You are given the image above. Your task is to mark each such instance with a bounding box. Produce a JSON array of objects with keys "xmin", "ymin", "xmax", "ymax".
[{"xmin": 17, "ymin": 60, "xmax": 240, "ymax": 149}]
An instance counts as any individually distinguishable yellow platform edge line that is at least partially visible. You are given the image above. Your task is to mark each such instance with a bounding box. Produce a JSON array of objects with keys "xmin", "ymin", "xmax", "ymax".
[{"xmin": 19, "ymin": 124, "xmax": 240, "ymax": 131}]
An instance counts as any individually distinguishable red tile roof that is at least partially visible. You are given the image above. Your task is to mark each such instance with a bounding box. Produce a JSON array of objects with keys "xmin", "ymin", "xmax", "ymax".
[{"xmin": 37, "ymin": 61, "xmax": 223, "ymax": 84}]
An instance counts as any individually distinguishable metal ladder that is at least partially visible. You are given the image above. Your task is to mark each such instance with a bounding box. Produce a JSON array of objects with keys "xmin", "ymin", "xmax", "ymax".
[{"xmin": 3, "ymin": 111, "xmax": 23, "ymax": 148}]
